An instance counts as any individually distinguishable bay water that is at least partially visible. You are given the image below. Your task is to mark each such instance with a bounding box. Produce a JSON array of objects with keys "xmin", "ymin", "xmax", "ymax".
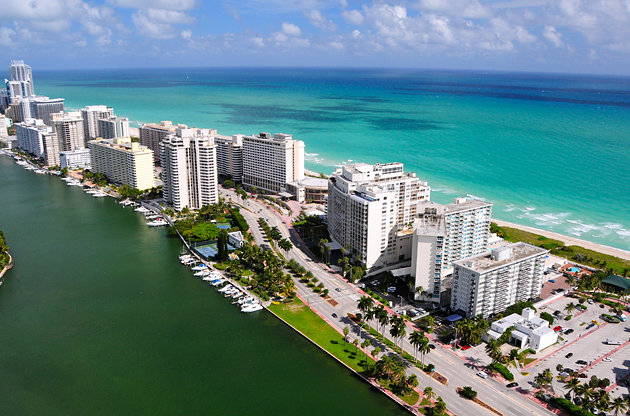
[{"xmin": 0, "ymin": 156, "xmax": 400, "ymax": 415}]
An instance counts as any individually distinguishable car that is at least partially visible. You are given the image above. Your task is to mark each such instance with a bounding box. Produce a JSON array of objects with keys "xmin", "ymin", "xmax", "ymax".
[
  {"xmin": 551, "ymin": 289, "xmax": 558, "ymax": 295},
  {"xmin": 331, "ymin": 313, "xmax": 338, "ymax": 318},
  {"xmin": 429, "ymin": 344, "xmax": 436, "ymax": 349},
  {"xmin": 357, "ymin": 283, "xmax": 365, "ymax": 289},
  {"xmin": 476, "ymin": 371, "xmax": 488, "ymax": 379},
  {"xmin": 370, "ymin": 280, "xmax": 378, "ymax": 286},
  {"xmin": 565, "ymin": 352, "xmax": 574, "ymax": 358},
  {"xmin": 553, "ymin": 326, "xmax": 562, "ymax": 332},
  {"xmin": 461, "ymin": 345, "xmax": 472, "ymax": 350},
  {"xmin": 586, "ymin": 323, "xmax": 595, "ymax": 329},
  {"xmin": 564, "ymin": 368, "xmax": 574, "ymax": 373},
  {"xmin": 554, "ymin": 310, "xmax": 562, "ymax": 316},
  {"xmin": 602, "ymin": 357, "xmax": 612, "ymax": 362},
  {"xmin": 557, "ymin": 288, "xmax": 565, "ymax": 292},
  {"xmin": 506, "ymin": 382, "xmax": 519, "ymax": 388},
  {"xmin": 559, "ymin": 371, "xmax": 570, "ymax": 377},
  {"xmin": 576, "ymin": 360, "xmax": 588, "ymax": 365},
  {"xmin": 578, "ymin": 373, "xmax": 588, "ymax": 379},
  {"xmin": 588, "ymin": 299, "xmax": 594, "ymax": 304},
  {"xmin": 576, "ymin": 305, "xmax": 586, "ymax": 311},
  {"xmin": 565, "ymin": 329, "xmax": 574, "ymax": 335},
  {"xmin": 618, "ymin": 315, "xmax": 627, "ymax": 322},
  {"xmin": 386, "ymin": 286, "xmax": 396, "ymax": 293},
  {"xmin": 599, "ymin": 304, "xmax": 605, "ymax": 308}
]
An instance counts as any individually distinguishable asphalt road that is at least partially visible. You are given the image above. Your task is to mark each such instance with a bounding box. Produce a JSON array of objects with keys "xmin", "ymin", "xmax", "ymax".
[{"xmin": 222, "ymin": 188, "xmax": 555, "ymax": 416}]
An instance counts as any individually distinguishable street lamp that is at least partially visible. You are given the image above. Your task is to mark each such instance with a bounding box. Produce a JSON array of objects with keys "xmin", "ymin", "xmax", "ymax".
[{"xmin": 398, "ymin": 294, "xmax": 403, "ymax": 307}]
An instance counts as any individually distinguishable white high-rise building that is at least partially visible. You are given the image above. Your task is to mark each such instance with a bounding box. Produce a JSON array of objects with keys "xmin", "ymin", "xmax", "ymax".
[
  {"xmin": 42, "ymin": 131, "xmax": 59, "ymax": 167},
  {"xmin": 60, "ymin": 148, "xmax": 92, "ymax": 170},
  {"xmin": 6, "ymin": 60, "xmax": 34, "ymax": 101},
  {"xmin": 0, "ymin": 114, "xmax": 8, "ymax": 138},
  {"xmin": 81, "ymin": 105, "xmax": 114, "ymax": 141},
  {"xmin": 451, "ymin": 242, "xmax": 548, "ymax": 318},
  {"xmin": 15, "ymin": 118, "xmax": 52, "ymax": 157},
  {"xmin": 410, "ymin": 197, "xmax": 493, "ymax": 301},
  {"xmin": 88, "ymin": 138, "xmax": 154, "ymax": 190},
  {"xmin": 53, "ymin": 112, "xmax": 84, "ymax": 152},
  {"xmin": 31, "ymin": 97, "xmax": 64, "ymax": 126},
  {"xmin": 214, "ymin": 134, "xmax": 243, "ymax": 182},
  {"xmin": 98, "ymin": 116, "xmax": 129, "ymax": 140},
  {"xmin": 327, "ymin": 162, "xmax": 431, "ymax": 269},
  {"xmin": 139, "ymin": 120, "xmax": 178, "ymax": 163},
  {"xmin": 160, "ymin": 127, "xmax": 219, "ymax": 210},
  {"xmin": 242, "ymin": 132, "xmax": 304, "ymax": 194}
]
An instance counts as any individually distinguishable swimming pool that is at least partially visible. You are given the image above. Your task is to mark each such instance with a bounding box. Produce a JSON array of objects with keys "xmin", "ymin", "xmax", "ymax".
[{"xmin": 568, "ymin": 267, "xmax": 581, "ymax": 273}]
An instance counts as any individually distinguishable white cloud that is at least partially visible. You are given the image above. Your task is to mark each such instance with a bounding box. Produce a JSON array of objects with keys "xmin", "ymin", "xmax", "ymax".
[
  {"xmin": 329, "ymin": 41, "xmax": 344, "ymax": 49},
  {"xmin": 543, "ymin": 25, "xmax": 564, "ymax": 47},
  {"xmin": 0, "ymin": 27, "xmax": 15, "ymax": 46},
  {"xmin": 352, "ymin": 29, "xmax": 362, "ymax": 39},
  {"xmin": 106, "ymin": 0, "xmax": 196, "ymax": 10},
  {"xmin": 282, "ymin": 22, "xmax": 302, "ymax": 37},
  {"xmin": 181, "ymin": 30, "xmax": 192, "ymax": 41},
  {"xmin": 342, "ymin": 9, "xmax": 364, "ymax": 25},
  {"xmin": 251, "ymin": 37, "xmax": 265, "ymax": 47},
  {"xmin": 415, "ymin": 0, "xmax": 492, "ymax": 19},
  {"xmin": 305, "ymin": 10, "xmax": 337, "ymax": 31},
  {"xmin": 132, "ymin": 8, "xmax": 194, "ymax": 39}
]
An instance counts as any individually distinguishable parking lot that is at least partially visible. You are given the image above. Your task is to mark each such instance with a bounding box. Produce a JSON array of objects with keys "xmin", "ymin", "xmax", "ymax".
[{"xmin": 518, "ymin": 295, "xmax": 630, "ymax": 398}]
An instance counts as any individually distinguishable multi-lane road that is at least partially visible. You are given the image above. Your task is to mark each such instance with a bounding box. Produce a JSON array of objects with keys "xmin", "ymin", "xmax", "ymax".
[{"xmin": 222, "ymin": 188, "xmax": 554, "ymax": 416}]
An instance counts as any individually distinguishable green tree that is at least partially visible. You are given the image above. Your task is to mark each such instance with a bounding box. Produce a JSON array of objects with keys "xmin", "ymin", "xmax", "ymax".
[
  {"xmin": 563, "ymin": 377, "xmax": 581, "ymax": 400},
  {"xmin": 459, "ymin": 386, "xmax": 477, "ymax": 400},
  {"xmin": 278, "ymin": 238, "xmax": 292, "ymax": 253},
  {"xmin": 375, "ymin": 305, "xmax": 389, "ymax": 340},
  {"xmin": 485, "ymin": 339, "xmax": 502, "ymax": 364},
  {"xmin": 565, "ymin": 302, "xmax": 577, "ymax": 315},
  {"xmin": 357, "ymin": 295, "xmax": 374, "ymax": 317},
  {"xmin": 343, "ymin": 326, "xmax": 350, "ymax": 345},
  {"xmin": 610, "ymin": 397, "xmax": 628, "ymax": 416},
  {"xmin": 409, "ymin": 330, "xmax": 425, "ymax": 363},
  {"xmin": 216, "ymin": 230, "xmax": 229, "ymax": 262}
]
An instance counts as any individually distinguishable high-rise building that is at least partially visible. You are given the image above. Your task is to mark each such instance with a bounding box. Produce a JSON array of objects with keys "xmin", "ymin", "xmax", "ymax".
[
  {"xmin": 0, "ymin": 114, "xmax": 8, "ymax": 138},
  {"xmin": 31, "ymin": 97, "xmax": 65, "ymax": 126},
  {"xmin": 81, "ymin": 105, "xmax": 114, "ymax": 141},
  {"xmin": 88, "ymin": 138, "xmax": 154, "ymax": 190},
  {"xmin": 242, "ymin": 132, "xmax": 304, "ymax": 194},
  {"xmin": 139, "ymin": 120, "xmax": 178, "ymax": 163},
  {"xmin": 214, "ymin": 134, "xmax": 243, "ymax": 182},
  {"xmin": 60, "ymin": 148, "xmax": 92, "ymax": 170},
  {"xmin": 451, "ymin": 243, "xmax": 548, "ymax": 317},
  {"xmin": 410, "ymin": 197, "xmax": 493, "ymax": 301},
  {"xmin": 42, "ymin": 131, "xmax": 59, "ymax": 167},
  {"xmin": 160, "ymin": 127, "xmax": 218, "ymax": 210},
  {"xmin": 98, "ymin": 116, "xmax": 129, "ymax": 140},
  {"xmin": 327, "ymin": 162, "xmax": 430, "ymax": 268},
  {"xmin": 15, "ymin": 118, "xmax": 52, "ymax": 157},
  {"xmin": 6, "ymin": 60, "xmax": 35, "ymax": 101},
  {"xmin": 53, "ymin": 112, "xmax": 84, "ymax": 152}
]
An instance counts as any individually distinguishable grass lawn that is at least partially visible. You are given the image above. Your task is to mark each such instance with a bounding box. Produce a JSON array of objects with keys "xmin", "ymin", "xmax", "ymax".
[
  {"xmin": 420, "ymin": 398, "xmax": 431, "ymax": 406},
  {"xmin": 269, "ymin": 298, "xmax": 374, "ymax": 373},
  {"xmin": 378, "ymin": 379, "xmax": 420, "ymax": 405}
]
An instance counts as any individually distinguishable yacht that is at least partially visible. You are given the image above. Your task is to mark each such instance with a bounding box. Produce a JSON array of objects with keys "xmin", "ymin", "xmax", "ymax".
[
  {"xmin": 211, "ymin": 278, "xmax": 224, "ymax": 286},
  {"xmin": 191, "ymin": 264, "xmax": 208, "ymax": 271},
  {"xmin": 135, "ymin": 206, "xmax": 150, "ymax": 213},
  {"xmin": 218, "ymin": 284, "xmax": 234, "ymax": 293},
  {"xmin": 181, "ymin": 258, "xmax": 196, "ymax": 265},
  {"xmin": 147, "ymin": 218, "xmax": 167, "ymax": 227},
  {"xmin": 241, "ymin": 303, "xmax": 263, "ymax": 313}
]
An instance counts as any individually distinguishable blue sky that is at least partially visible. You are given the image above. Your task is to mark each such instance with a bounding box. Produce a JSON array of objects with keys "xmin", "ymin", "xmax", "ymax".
[{"xmin": 0, "ymin": 0, "xmax": 629, "ymax": 75}]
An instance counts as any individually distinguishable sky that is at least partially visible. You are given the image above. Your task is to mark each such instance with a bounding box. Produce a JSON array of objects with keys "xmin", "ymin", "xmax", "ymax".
[{"xmin": 0, "ymin": 0, "xmax": 629, "ymax": 75}]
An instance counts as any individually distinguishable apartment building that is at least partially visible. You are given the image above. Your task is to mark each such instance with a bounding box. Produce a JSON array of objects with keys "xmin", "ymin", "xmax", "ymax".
[
  {"xmin": 214, "ymin": 134, "xmax": 243, "ymax": 182},
  {"xmin": 98, "ymin": 116, "xmax": 129, "ymax": 140},
  {"xmin": 242, "ymin": 132, "xmax": 304, "ymax": 194},
  {"xmin": 15, "ymin": 118, "xmax": 51, "ymax": 157},
  {"xmin": 60, "ymin": 148, "xmax": 92, "ymax": 170},
  {"xmin": 327, "ymin": 162, "xmax": 430, "ymax": 269},
  {"xmin": 53, "ymin": 112, "xmax": 85, "ymax": 152},
  {"xmin": 139, "ymin": 120, "xmax": 178, "ymax": 163},
  {"xmin": 81, "ymin": 105, "xmax": 114, "ymax": 141},
  {"xmin": 42, "ymin": 131, "xmax": 59, "ymax": 167},
  {"xmin": 451, "ymin": 242, "xmax": 548, "ymax": 318},
  {"xmin": 88, "ymin": 138, "xmax": 154, "ymax": 190},
  {"xmin": 32, "ymin": 97, "xmax": 65, "ymax": 126},
  {"xmin": 6, "ymin": 60, "xmax": 34, "ymax": 101},
  {"xmin": 160, "ymin": 127, "xmax": 218, "ymax": 210}
]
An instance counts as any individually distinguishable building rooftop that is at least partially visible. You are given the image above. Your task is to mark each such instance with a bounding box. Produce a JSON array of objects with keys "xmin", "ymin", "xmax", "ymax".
[{"xmin": 455, "ymin": 242, "xmax": 548, "ymax": 273}]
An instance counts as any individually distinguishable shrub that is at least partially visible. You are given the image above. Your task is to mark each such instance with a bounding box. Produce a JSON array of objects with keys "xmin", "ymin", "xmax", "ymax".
[
  {"xmin": 488, "ymin": 362, "xmax": 514, "ymax": 381},
  {"xmin": 549, "ymin": 397, "xmax": 596, "ymax": 416},
  {"xmin": 540, "ymin": 312, "xmax": 554, "ymax": 326},
  {"xmin": 232, "ymin": 210, "xmax": 249, "ymax": 232},
  {"xmin": 459, "ymin": 386, "xmax": 477, "ymax": 400},
  {"xmin": 565, "ymin": 315, "xmax": 572, "ymax": 321},
  {"xmin": 307, "ymin": 282, "xmax": 315, "ymax": 288}
]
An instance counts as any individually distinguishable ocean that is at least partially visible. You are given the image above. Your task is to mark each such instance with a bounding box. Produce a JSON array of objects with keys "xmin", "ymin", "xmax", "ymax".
[{"xmin": 34, "ymin": 67, "xmax": 630, "ymax": 250}]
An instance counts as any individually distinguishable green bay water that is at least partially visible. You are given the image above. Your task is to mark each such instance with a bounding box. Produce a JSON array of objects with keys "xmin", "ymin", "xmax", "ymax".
[
  {"xmin": 0, "ymin": 155, "xmax": 401, "ymax": 415},
  {"xmin": 35, "ymin": 68, "xmax": 630, "ymax": 250}
]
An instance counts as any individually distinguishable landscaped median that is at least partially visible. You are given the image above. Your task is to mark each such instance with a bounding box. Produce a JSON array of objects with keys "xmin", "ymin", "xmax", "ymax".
[{"xmin": 268, "ymin": 298, "xmax": 373, "ymax": 373}]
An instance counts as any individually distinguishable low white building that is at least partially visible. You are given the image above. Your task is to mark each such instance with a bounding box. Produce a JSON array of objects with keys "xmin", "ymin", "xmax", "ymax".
[
  {"xmin": 60, "ymin": 148, "xmax": 91, "ymax": 170},
  {"xmin": 228, "ymin": 231, "xmax": 244, "ymax": 248},
  {"xmin": 487, "ymin": 307, "xmax": 558, "ymax": 352}
]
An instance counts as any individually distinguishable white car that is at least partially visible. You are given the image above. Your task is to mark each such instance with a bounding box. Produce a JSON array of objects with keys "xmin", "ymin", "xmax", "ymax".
[
  {"xmin": 602, "ymin": 357, "xmax": 612, "ymax": 362},
  {"xmin": 476, "ymin": 371, "xmax": 488, "ymax": 379}
]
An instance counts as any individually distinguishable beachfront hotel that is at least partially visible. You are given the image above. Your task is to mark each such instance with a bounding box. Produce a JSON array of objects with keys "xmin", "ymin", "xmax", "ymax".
[
  {"xmin": 242, "ymin": 133, "xmax": 304, "ymax": 194},
  {"xmin": 98, "ymin": 116, "xmax": 130, "ymax": 140},
  {"xmin": 88, "ymin": 138, "xmax": 154, "ymax": 190},
  {"xmin": 15, "ymin": 118, "xmax": 51, "ymax": 158},
  {"xmin": 53, "ymin": 111, "xmax": 85, "ymax": 152},
  {"xmin": 327, "ymin": 162, "xmax": 430, "ymax": 269},
  {"xmin": 214, "ymin": 133, "xmax": 243, "ymax": 183},
  {"xmin": 81, "ymin": 105, "xmax": 114, "ymax": 141},
  {"xmin": 31, "ymin": 97, "xmax": 65, "ymax": 126},
  {"xmin": 6, "ymin": 60, "xmax": 34, "ymax": 101},
  {"xmin": 450, "ymin": 242, "xmax": 548, "ymax": 318},
  {"xmin": 60, "ymin": 148, "xmax": 92, "ymax": 170},
  {"xmin": 160, "ymin": 126, "xmax": 219, "ymax": 210},
  {"xmin": 139, "ymin": 120, "xmax": 178, "ymax": 163}
]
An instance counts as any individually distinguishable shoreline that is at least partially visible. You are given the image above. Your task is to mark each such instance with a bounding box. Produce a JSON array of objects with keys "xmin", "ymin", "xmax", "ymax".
[
  {"xmin": 0, "ymin": 252, "xmax": 13, "ymax": 281},
  {"xmin": 492, "ymin": 218, "xmax": 630, "ymax": 261}
]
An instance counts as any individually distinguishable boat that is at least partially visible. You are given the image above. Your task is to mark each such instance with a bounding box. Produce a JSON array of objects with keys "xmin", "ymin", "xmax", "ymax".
[
  {"xmin": 191, "ymin": 264, "xmax": 208, "ymax": 271},
  {"xmin": 181, "ymin": 258, "xmax": 196, "ymax": 265},
  {"xmin": 211, "ymin": 278, "xmax": 224, "ymax": 286},
  {"xmin": 241, "ymin": 303, "xmax": 263, "ymax": 313},
  {"xmin": 119, "ymin": 199, "xmax": 134, "ymax": 206},
  {"xmin": 195, "ymin": 270, "xmax": 211, "ymax": 277},
  {"xmin": 135, "ymin": 206, "xmax": 150, "ymax": 213},
  {"xmin": 92, "ymin": 191, "xmax": 107, "ymax": 197},
  {"xmin": 231, "ymin": 292, "xmax": 244, "ymax": 299},
  {"xmin": 218, "ymin": 284, "xmax": 233, "ymax": 293},
  {"xmin": 147, "ymin": 218, "xmax": 167, "ymax": 227},
  {"xmin": 202, "ymin": 274, "xmax": 215, "ymax": 281}
]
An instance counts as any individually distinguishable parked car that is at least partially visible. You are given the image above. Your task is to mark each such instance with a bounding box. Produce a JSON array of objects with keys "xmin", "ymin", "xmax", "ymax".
[
  {"xmin": 588, "ymin": 299, "xmax": 594, "ymax": 304},
  {"xmin": 578, "ymin": 373, "xmax": 588, "ymax": 378},
  {"xmin": 559, "ymin": 371, "xmax": 570, "ymax": 377},
  {"xmin": 428, "ymin": 344, "xmax": 436, "ymax": 349},
  {"xmin": 565, "ymin": 352, "xmax": 573, "ymax": 358},
  {"xmin": 462, "ymin": 345, "xmax": 472, "ymax": 350},
  {"xmin": 602, "ymin": 357, "xmax": 612, "ymax": 362},
  {"xmin": 506, "ymin": 382, "xmax": 519, "ymax": 388},
  {"xmin": 586, "ymin": 323, "xmax": 595, "ymax": 329},
  {"xmin": 476, "ymin": 371, "xmax": 488, "ymax": 379},
  {"xmin": 565, "ymin": 329, "xmax": 574, "ymax": 335},
  {"xmin": 553, "ymin": 326, "xmax": 562, "ymax": 332},
  {"xmin": 599, "ymin": 304, "xmax": 605, "ymax": 309},
  {"xmin": 386, "ymin": 286, "xmax": 396, "ymax": 293},
  {"xmin": 618, "ymin": 315, "xmax": 627, "ymax": 322},
  {"xmin": 576, "ymin": 360, "xmax": 588, "ymax": 365},
  {"xmin": 576, "ymin": 305, "xmax": 586, "ymax": 311},
  {"xmin": 554, "ymin": 310, "xmax": 562, "ymax": 316}
]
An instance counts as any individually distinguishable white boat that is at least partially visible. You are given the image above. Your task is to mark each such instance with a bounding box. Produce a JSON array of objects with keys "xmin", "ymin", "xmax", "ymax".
[
  {"xmin": 181, "ymin": 258, "xmax": 196, "ymax": 265},
  {"xmin": 211, "ymin": 278, "xmax": 224, "ymax": 286},
  {"xmin": 241, "ymin": 303, "xmax": 263, "ymax": 313},
  {"xmin": 191, "ymin": 264, "xmax": 208, "ymax": 271},
  {"xmin": 147, "ymin": 218, "xmax": 167, "ymax": 227},
  {"xmin": 202, "ymin": 274, "xmax": 215, "ymax": 281},
  {"xmin": 135, "ymin": 206, "xmax": 150, "ymax": 213},
  {"xmin": 92, "ymin": 191, "xmax": 107, "ymax": 198},
  {"xmin": 119, "ymin": 199, "xmax": 134, "ymax": 206},
  {"xmin": 231, "ymin": 292, "xmax": 244, "ymax": 299},
  {"xmin": 195, "ymin": 270, "xmax": 211, "ymax": 277},
  {"xmin": 218, "ymin": 284, "xmax": 234, "ymax": 293}
]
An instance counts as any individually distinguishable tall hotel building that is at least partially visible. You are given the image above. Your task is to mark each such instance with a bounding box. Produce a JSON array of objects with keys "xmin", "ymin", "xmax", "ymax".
[
  {"xmin": 15, "ymin": 118, "xmax": 51, "ymax": 157},
  {"xmin": 214, "ymin": 134, "xmax": 243, "ymax": 182},
  {"xmin": 98, "ymin": 116, "xmax": 130, "ymax": 140},
  {"xmin": 160, "ymin": 127, "xmax": 219, "ymax": 210},
  {"xmin": 451, "ymin": 242, "xmax": 548, "ymax": 317},
  {"xmin": 410, "ymin": 197, "xmax": 493, "ymax": 300},
  {"xmin": 81, "ymin": 105, "xmax": 114, "ymax": 141},
  {"xmin": 53, "ymin": 112, "xmax": 85, "ymax": 152},
  {"xmin": 139, "ymin": 121, "xmax": 178, "ymax": 163},
  {"xmin": 88, "ymin": 138, "xmax": 154, "ymax": 190},
  {"xmin": 6, "ymin": 60, "xmax": 34, "ymax": 101},
  {"xmin": 327, "ymin": 163, "xmax": 430, "ymax": 269},
  {"xmin": 242, "ymin": 133, "xmax": 304, "ymax": 194}
]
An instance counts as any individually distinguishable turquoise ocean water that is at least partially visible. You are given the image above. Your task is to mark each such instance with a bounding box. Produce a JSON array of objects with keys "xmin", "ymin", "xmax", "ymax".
[{"xmin": 34, "ymin": 68, "xmax": 630, "ymax": 250}]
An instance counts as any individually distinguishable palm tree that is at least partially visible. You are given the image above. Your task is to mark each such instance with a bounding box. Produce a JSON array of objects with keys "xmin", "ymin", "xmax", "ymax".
[
  {"xmin": 343, "ymin": 326, "xmax": 350, "ymax": 345},
  {"xmin": 357, "ymin": 295, "xmax": 374, "ymax": 317},
  {"xmin": 423, "ymin": 386, "xmax": 436, "ymax": 401},
  {"xmin": 361, "ymin": 339, "xmax": 371, "ymax": 360},
  {"xmin": 375, "ymin": 305, "xmax": 389, "ymax": 340},
  {"xmin": 565, "ymin": 302, "xmax": 577, "ymax": 314},
  {"xmin": 563, "ymin": 377, "xmax": 581, "ymax": 400},
  {"xmin": 610, "ymin": 397, "xmax": 629, "ymax": 416},
  {"xmin": 419, "ymin": 337, "xmax": 431, "ymax": 366},
  {"xmin": 353, "ymin": 338, "xmax": 359, "ymax": 353},
  {"xmin": 407, "ymin": 374, "xmax": 419, "ymax": 390},
  {"xmin": 485, "ymin": 339, "xmax": 502, "ymax": 363},
  {"xmin": 507, "ymin": 348, "xmax": 519, "ymax": 369},
  {"xmin": 534, "ymin": 369, "xmax": 553, "ymax": 391},
  {"xmin": 409, "ymin": 330, "xmax": 425, "ymax": 362}
]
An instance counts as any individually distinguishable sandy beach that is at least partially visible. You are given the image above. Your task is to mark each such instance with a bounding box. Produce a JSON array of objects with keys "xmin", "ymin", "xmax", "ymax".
[{"xmin": 493, "ymin": 218, "xmax": 630, "ymax": 262}]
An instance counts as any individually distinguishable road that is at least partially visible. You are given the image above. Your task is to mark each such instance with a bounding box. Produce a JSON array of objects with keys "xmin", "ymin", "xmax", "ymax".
[{"xmin": 222, "ymin": 187, "xmax": 554, "ymax": 416}]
